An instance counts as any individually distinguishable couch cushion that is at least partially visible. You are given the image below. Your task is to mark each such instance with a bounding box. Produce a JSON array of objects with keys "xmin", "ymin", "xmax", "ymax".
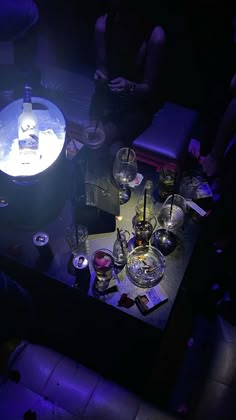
[{"xmin": 133, "ymin": 102, "xmax": 198, "ymax": 161}]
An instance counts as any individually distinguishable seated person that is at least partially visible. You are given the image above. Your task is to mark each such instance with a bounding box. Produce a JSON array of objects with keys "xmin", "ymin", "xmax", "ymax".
[
  {"xmin": 89, "ymin": 0, "xmax": 166, "ymax": 150},
  {"xmin": 201, "ymin": 72, "xmax": 236, "ymax": 177},
  {"xmin": 200, "ymin": 72, "xmax": 236, "ymax": 247},
  {"xmin": 198, "ymin": 74, "xmax": 236, "ymax": 323}
]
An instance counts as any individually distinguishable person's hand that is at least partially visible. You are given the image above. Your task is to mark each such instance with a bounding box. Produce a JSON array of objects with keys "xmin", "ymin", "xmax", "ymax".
[
  {"xmin": 200, "ymin": 153, "xmax": 219, "ymax": 177},
  {"xmin": 94, "ymin": 69, "xmax": 108, "ymax": 84},
  {"xmin": 108, "ymin": 77, "xmax": 131, "ymax": 93}
]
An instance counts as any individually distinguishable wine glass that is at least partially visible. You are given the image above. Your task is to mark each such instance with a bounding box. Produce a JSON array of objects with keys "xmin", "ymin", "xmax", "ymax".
[
  {"xmin": 153, "ymin": 194, "xmax": 186, "ymax": 255},
  {"xmin": 157, "ymin": 194, "xmax": 186, "ymax": 231},
  {"xmin": 113, "ymin": 147, "xmax": 137, "ymax": 204}
]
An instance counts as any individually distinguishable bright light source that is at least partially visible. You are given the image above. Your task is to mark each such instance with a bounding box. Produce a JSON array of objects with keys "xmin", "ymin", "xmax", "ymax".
[{"xmin": 0, "ymin": 129, "xmax": 64, "ymax": 177}]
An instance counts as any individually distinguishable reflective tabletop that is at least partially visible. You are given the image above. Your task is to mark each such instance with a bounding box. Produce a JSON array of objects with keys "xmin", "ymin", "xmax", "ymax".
[{"xmin": 0, "ymin": 155, "xmax": 200, "ymax": 331}]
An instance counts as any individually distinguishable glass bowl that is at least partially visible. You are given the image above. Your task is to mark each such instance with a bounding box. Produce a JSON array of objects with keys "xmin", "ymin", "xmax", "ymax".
[
  {"xmin": 151, "ymin": 229, "xmax": 177, "ymax": 256},
  {"xmin": 126, "ymin": 245, "xmax": 165, "ymax": 288}
]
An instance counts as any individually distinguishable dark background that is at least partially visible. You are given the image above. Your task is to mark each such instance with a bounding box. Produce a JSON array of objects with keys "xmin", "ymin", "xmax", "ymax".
[
  {"xmin": 36, "ymin": 0, "xmax": 235, "ymax": 107},
  {"xmin": 34, "ymin": 0, "xmax": 236, "ymax": 151}
]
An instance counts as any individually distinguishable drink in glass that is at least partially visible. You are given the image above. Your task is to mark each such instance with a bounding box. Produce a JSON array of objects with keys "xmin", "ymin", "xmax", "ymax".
[
  {"xmin": 134, "ymin": 220, "xmax": 154, "ymax": 247},
  {"xmin": 158, "ymin": 204, "xmax": 185, "ymax": 231},
  {"xmin": 83, "ymin": 122, "xmax": 105, "ymax": 149},
  {"xmin": 159, "ymin": 165, "xmax": 176, "ymax": 201},
  {"xmin": 113, "ymin": 148, "xmax": 137, "ymax": 204},
  {"xmin": 92, "ymin": 249, "xmax": 114, "ymax": 292},
  {"xmin": 158, "ymin": 194, "xmax": 186, "ymax": 231}
]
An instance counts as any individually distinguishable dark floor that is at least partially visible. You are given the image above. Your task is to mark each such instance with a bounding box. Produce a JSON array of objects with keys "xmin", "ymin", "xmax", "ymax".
[{"xmin": 168, "ymin": 312, "xmax": 236, "ymax": 420}]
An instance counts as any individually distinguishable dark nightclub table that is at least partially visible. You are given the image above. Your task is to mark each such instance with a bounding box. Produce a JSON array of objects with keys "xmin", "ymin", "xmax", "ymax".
[
  {"xmin": 0, "ymin": 143, "xmax": 200, "ymax": 399},
  {"xmin": 0, "ymin": 156, "xmax": 199, "ymax": 330}
]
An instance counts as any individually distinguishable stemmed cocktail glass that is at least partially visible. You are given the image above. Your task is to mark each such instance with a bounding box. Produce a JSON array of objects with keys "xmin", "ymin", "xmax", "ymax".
[
  {"xmin": 153, "ymin": 194, "xmax": 186, "ymax": 255},
  {"xmin": 113, "ymin": 147, "xmax": 137, "ymax": 205},
  {"xmin": 157, "ymin": 194, "xmax": 186, "ymax": 232}
]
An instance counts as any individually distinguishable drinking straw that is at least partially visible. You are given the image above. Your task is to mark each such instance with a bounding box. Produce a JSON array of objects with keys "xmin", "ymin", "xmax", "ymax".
[
  {"xmin": 160, "ymin": 166, "xmax": 166, "ymax": 178},
  {"xmin": 170, "ymin": 171, "xmax": 178, "ymax": 218},
  {"xmin": 75, "ymin": 209, "xmax": 79, "ymax": 246},
  {"xmin": 72, "ymin": 139, "xmax": 79, "ymax": 152},
  {"xmin": 91, "ymin": 119, "xmax": 99, "ymax": 142},
  {"xmin": 117, "ymin": 227, "xmax": 125, "ymax": 255},
  {"xmin": 170, "ymin": 192, "xmax": 175, "ymax": 218},
  {"xmin": 126, "ymin": 148, "xmax": 131, "ymax": 162},
  {"xmin": 143, "ymin": 188, "xmax": 147, "ymax": 223},
  {"xmin": 174, "ymin": 169, "xmax": 178, "ymax": 191}
]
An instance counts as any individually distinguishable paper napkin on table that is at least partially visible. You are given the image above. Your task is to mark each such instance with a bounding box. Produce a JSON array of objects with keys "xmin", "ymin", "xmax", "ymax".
[{"xmin": 128, "ymin": 173, "xmax": 143, "ymax": 188}]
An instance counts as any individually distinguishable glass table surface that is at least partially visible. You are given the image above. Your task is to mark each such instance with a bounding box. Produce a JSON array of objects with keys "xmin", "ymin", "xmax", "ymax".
[{"xmin": 0, "ymin": 159, "xmax": 199, "ymax": 331}]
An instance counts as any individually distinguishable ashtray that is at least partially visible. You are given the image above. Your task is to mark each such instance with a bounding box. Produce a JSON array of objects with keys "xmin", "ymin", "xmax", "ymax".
[
  {"xmin": 126, "ymin": 245, "xmax": 165, "ymax": 288},
  {"xmin": 151, "ymin": 229, "xmax": 177, "ymax": 256}
]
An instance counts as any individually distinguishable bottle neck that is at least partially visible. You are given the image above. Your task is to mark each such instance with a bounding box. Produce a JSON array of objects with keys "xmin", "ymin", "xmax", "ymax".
[
  {"xmin": 117, "ymin": 233, "xmax": 126, "ymax": 243},
  {"xmin": 144, "ymin": 180, "xmax": 153, "ymax": 194},
  {"xmin": 23, "ymin": 85, "xmax": 32, "ymax": 104},
  {"xmin": 22, "ymin": 102, "xmax": 32, "ymax": 112}
]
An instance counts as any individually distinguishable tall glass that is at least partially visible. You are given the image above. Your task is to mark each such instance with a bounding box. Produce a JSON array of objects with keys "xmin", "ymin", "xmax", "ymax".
[
  {"xmin": 92, "ymin": 248, "xmax": 114, "ymax": 292},
  {"xmin": 82, "ymin": 121, "xmax": 105, "ymax": 150},
  {"xmin": 157, "ymin": 194, "xmax": 186, "ymax": 232},
  {"xmin": 135, "ymin": 180, "xmax": 156, "ymax": 222},
  {"xmin": 154, "ymin": 194, "xmax": 186, "ymax": 255},
  {"xmin": 134, "ymin": 220, "xmax": 154, "ymax": 247},
  {"xmin": 113, "ymin": 148, "xmax": 137, "ymax": 204},
  {"xmin": 158, "ymin": 164, "xmax": 176, "ymax": 201}
]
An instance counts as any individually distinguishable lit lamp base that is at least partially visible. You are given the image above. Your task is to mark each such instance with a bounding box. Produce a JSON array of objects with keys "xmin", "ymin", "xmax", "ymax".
[{"xmin": 152, "ymin": 229, "xmax": 177, "ymax": 256}]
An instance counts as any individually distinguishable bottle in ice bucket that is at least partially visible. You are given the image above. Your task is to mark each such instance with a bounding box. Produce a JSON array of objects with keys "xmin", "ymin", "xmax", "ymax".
[{"xmin": 18, "ymin": 85, "xmax": 39, "ymax": 152}]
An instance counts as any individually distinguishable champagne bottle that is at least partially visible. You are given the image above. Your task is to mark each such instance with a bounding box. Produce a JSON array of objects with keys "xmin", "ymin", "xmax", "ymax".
[
  {"xmin": 135, "ymin": 180, "xmax": 155, "ymax": 222},
  {"xmin": 18, "ymin": 85, "xmax": 39, "ymax": 152}
]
